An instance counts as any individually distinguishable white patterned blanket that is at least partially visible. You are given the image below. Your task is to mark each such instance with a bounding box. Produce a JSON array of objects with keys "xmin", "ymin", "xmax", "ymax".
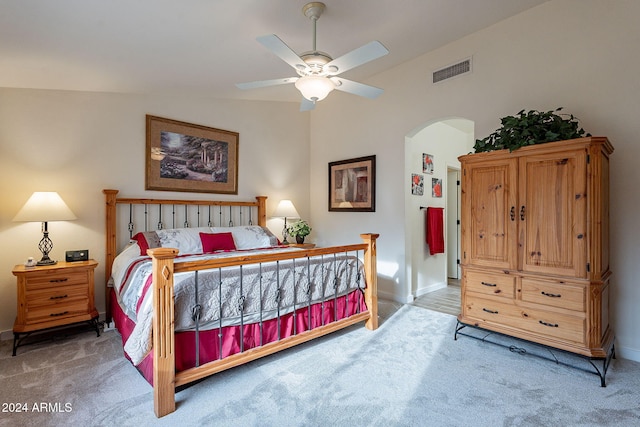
[{"xmin": 111, "ymin": 247, "xmax": 365, "ymax": 365}]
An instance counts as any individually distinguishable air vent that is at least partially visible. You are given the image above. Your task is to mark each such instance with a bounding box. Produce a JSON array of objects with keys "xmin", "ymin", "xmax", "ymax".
[{"xmin": 432, "ymin": 58, "xmax": 472, "ymax": 83}]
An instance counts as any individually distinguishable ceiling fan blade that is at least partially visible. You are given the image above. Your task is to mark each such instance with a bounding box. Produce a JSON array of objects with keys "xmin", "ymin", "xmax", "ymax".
[
  {"xmin": 257, "ymin": 34, "xmax": 307, "ymax": 71},
  {"xmin": 332, "ymin": 78, "xmax": 384, "ymax": 99},
  {"xmin": 300, "ymin": 98, "xmax": 316, "ymax": 111},
  {"xmin": 236, "ymin": 77, "xmax": 298, "ymax": 90},
  {"xmin": 323, "ymin": 41, "xmax": 389, "ymax": 75}
]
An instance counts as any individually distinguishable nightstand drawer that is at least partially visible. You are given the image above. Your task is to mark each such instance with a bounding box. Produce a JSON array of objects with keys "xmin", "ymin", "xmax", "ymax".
[
  {"xmin": 25, "ymin": 299, "xmax": 90, "ymax": 324},
  {"xmin": 26, "ymin": 283, "xmax": 90, "ymax": 308},
  {"xmin": 24, "ymin": 270, "xmax": 88, "ymax": 290}
]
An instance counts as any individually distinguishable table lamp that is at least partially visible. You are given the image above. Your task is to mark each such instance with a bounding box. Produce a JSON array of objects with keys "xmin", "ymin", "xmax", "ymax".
[
  {"xmin": 13, "ymin": 192, "xmax": 77, "ymax": 266},
  {"xmin": 272, "ymin": 200, "xmax": 300, "ymax": 245}
]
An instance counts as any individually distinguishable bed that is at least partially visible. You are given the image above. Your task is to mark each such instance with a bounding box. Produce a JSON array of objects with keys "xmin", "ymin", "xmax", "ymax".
[{"xmin": 103, "ymin": 189, "xmax": 379, "ymax": 417}]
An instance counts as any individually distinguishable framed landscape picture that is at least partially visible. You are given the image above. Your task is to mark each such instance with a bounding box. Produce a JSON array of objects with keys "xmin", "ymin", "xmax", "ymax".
[
  {"xmin": 146, "ymin": 115, "xmax": 239, "ymax": 194},
  {"xmin": 328, "ymin": 155, "xmax": 376, "ymax": 212}
]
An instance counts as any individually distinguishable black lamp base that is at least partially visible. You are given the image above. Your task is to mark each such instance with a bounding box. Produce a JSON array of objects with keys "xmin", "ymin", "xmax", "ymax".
[
  {"xmin": 281, "ymin": 217, "xmax": 290, "ymax": 245},
  {"xmin": 37, "ymin": 224, "xmax": 57, "ymax": 266}
]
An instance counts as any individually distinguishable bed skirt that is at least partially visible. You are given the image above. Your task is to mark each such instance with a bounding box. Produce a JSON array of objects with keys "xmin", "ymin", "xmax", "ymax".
[{"xmin": 111, "ymin": 287, "xmax": 367, "ymax": 385}]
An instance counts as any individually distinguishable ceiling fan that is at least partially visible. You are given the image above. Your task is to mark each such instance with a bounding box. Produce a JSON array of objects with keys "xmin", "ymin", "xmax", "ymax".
[{"xmin": 235, "ymin": 2, "xmax": 389, "ymax": 111}]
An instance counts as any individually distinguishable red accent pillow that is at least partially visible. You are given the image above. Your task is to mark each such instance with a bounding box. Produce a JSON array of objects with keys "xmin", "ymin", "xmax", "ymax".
[
  {"xmin": 199, "ymin": 232, "xmax": 237, "ymax": 253},
  {"xmin": 131, "ymin": 231, "xmax": 161, "ymax": 256}
]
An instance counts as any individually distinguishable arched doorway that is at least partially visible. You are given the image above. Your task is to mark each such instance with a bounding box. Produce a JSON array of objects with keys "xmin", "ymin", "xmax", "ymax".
[{"xmin": 404, "ymin": 118, "xmax": 474, "ymax": 303}]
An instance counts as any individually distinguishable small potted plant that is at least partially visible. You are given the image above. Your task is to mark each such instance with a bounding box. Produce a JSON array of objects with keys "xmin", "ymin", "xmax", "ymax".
[{"xmin": 287, "ymin": 220, "xmax": 312, "ymax": 244}]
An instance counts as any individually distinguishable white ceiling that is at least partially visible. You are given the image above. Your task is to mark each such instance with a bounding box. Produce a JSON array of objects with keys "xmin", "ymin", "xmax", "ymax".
[{"xmin": 0, "ymin": 0, "xmax": 548, "ymax": 102}]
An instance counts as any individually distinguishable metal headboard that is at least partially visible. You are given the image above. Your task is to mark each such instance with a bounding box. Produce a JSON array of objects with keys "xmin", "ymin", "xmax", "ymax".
[{"xmin": 103, "ymin": 189, "xmax": 267, "ymax": 321}]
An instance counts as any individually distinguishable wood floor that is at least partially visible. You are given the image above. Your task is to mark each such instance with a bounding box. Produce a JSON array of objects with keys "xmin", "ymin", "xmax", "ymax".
[{"xmin": 411, "ymin": 279, "xmax": 461, "ymax": 316}]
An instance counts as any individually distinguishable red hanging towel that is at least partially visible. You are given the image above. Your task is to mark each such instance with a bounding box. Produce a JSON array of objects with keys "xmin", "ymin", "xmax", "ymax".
[{"xmin": 426, "ymin": 207, "xmax": 445, "ymax": 255}]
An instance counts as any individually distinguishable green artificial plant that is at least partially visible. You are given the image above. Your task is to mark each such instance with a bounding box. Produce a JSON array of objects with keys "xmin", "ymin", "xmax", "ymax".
[
  {"xmin": 474, "ymin": 107, "xmax": 590, "ymax": 153},
  {"xmin": 287, "ymin": 220, "xmax": 311, "ymax": 238}
]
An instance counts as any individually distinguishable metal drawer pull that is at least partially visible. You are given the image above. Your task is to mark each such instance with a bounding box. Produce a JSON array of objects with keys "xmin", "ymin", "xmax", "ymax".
[
  {"xmin": 50, "ymin": 311, "xmax": 69, "ymax": 317},
  {"xmin": 50, "ymin": 278, "xmax": 69, "ymax": 283},
  {"xmin": 482, "ymin": 308, "xmax": 498, "ymax": 314},
  {"xmin": 481, "ymin": 281, "xmax": 497, "ymax": 287},
  {"xmin": 49, "ymin": 294, "xmax": 69, "ymax": 300},
  {"xmin": 541, "ymin": 291, "xmax": 561, "ymax": 298},
  {"xmin": 539, "ymin": 320, "xmax": 558, "ymax": 328}
]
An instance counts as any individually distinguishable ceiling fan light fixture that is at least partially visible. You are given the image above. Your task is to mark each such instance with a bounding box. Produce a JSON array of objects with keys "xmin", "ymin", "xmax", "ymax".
[
  {"xmin": 295, "ymin": 75, "xmax": 335, "ymax": 102},
  {"xmin": 236, "ymin": 1, "xmax": 388, "ymax": 111}
]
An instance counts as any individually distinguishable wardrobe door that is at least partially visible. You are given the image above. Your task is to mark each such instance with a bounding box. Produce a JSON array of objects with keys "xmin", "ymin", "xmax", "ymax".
[
  {"xmin": 461, "ymin": 157, "xmax": 518, "ymax": 270},
  {"xmin": 518, "ymin": 149, "xmax": 587, "ymax": 278}
]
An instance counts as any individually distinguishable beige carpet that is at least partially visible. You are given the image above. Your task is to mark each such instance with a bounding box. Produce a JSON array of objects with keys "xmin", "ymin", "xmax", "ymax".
[{"xmin": 1, "ymin": 305, "xmax": 639, "ymax": 426}]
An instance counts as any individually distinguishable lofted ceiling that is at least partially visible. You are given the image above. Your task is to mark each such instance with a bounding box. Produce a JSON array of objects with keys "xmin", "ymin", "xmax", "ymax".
[{"xmin": 0, "ymin": 0, "xmax": 548, "ymax": 103}]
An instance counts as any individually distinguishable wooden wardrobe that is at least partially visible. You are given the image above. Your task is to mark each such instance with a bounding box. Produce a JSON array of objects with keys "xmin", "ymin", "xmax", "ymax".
[{"xmin": 458, "ymin": 137, "xmax": 614, "ymax": 358}]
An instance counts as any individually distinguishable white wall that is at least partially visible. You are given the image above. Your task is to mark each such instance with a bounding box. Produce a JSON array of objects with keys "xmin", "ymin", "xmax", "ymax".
[
  {"xmin": 0, "ymin": 89, "xmax": 309, "ymax": 334},
  {"xmin": 404, "ymin": 120, "xmax": 473, "ymax": 301},
  {"xmin": 309, "ymin": 0, "xmax": 640, "ymax": 361}
]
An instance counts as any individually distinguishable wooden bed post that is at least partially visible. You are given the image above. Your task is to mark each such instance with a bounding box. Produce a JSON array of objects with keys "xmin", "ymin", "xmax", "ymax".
[
  {"xmin": 360, "ymin": 233, "xmax": 379, "ymax": 330},
  {"xmin": 103, "ymin": 189, "xmax": 119, "ymax": 323},
  {"xmin": 148, "ymin": 247, "xmax": 179, "ymax": 418},
  {"xmin": 255, "ymin": 196, "xmax": 267, "ymax": 227}
]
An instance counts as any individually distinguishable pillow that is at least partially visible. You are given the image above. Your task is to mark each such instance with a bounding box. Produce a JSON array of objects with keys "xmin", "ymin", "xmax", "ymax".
[
  {"xmin": 130, "ymin": 231, "xmax": 161, "ymax": 256},
  {"xmin": 156, "ymin": 226, "xmax": 212, "ymax": 255},
  {"xmin": 199, "ymin": 232, "xmax": 237, "ymax": 253},
  {"xmin": 211, "ymin": 226, "xmax": 279, "ymax": 250},
  {"xmin": 111, "ymin": 242, "xmax": 145, "ymax": 288}
]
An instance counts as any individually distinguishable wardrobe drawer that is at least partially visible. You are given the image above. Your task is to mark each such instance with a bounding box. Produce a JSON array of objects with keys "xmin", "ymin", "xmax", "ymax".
[
  {"xmin": 464, "ymin": 295, "xmax": 585, "ymax": 345},
  {"xmin": 520, "ymin": 278, "xmax": 585, "ymax": 312},
  {"xmin": 465, "ymin": 270, "xmax": 515, "ymax": 299},
  {"xmin": 522, "ymin": 308, "xmax": 585, "ymax": 344},
  {"xmin": 463, "ymin": 295, "xmax": 519, "ymax": 325}
]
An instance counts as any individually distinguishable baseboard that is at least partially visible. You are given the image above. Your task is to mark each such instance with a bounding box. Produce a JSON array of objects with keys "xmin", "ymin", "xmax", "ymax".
[
  {"xmin": 378, "ymin": 289, "xmax": 414, "ymax": 304},
  {"xmin": 616, "ymin": 343, "xmax": 640, "ymax": 363},
  {"xmin": 0, "ymin": 329, "xmax": 12, "ymax": 341},
  {"xmin": 415, "ymin": 281, "xmax": 447, "ymax": 298}
]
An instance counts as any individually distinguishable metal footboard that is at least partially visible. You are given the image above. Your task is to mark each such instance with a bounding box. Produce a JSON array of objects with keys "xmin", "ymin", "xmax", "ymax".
[
  {"xmin": 187, "ymin": 249, "xmax": 366, "ymax": 368},
  {"xmin": 148, "ymin": 234, "xmax": 379, "ymax": 418}
]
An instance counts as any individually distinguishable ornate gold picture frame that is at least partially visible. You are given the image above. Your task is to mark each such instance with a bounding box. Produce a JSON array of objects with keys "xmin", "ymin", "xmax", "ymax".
[{"xmin": 146, "ymin": 115, "xmax": 238, "ymax": 194}]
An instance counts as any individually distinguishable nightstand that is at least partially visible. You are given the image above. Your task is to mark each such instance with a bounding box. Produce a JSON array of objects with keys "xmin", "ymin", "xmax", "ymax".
[
  {"xmin": 289, "ymin": 243, "xmax": 316, "ymax": 249},
  {"xmin": 12, "ymin": 260, "xmax": 100, "ymax": 356}
]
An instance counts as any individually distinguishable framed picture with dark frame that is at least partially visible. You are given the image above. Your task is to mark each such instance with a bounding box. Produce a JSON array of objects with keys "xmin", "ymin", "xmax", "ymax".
[
  {"xmin": 146, "ymin": 115, "xmax": 239, "ymax": 194},
  {"xmin": 328, "ymin": 155, "xmax": 376, "ymax": 212}
]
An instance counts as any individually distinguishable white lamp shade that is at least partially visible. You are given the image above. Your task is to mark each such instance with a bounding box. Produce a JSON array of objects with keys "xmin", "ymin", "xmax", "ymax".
[
  {"xmin": 13, "ymin": 192, "xmax": 77, "ymax": 222},
  {"xmin": 272, "ymin": 200, "xmax": 300, "ymax": 219},
  {"xmin": 295, "ymin": 76, "xmax": 336, "ymax": 102}
]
